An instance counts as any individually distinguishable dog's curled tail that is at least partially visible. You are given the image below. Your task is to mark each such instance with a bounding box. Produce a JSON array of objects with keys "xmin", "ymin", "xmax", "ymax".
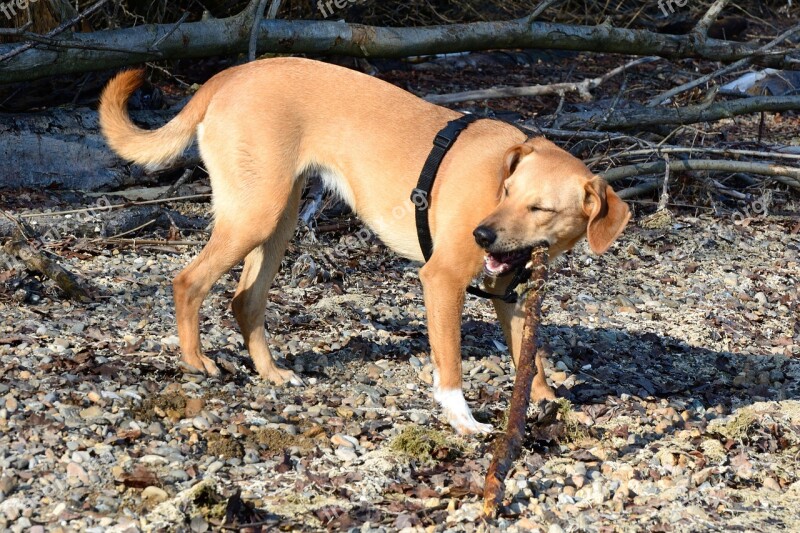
[{"xmin": 99, "ymin": 69, "xmax": 214, "ymax": 169}]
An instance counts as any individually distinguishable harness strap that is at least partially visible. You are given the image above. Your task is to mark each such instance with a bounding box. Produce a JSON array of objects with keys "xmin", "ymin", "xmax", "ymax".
[
  {"xmin": 412, "ymin": 114, "xmax": 480, "ymax": 261},
  {"xmin": 411, "ymin": 114, "xmax": 525, "ymax": 304}
]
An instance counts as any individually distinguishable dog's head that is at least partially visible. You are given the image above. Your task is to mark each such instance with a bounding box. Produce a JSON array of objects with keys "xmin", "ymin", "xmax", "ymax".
[{"xmin": 474, "ymin": 137, "xmax": 631, "ymax": 276}]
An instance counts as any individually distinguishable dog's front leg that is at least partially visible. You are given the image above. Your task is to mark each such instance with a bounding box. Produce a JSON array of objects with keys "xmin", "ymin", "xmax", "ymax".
[
  {"xmin": 487, "ymin": 276, "xmax": 556, "ymax": 402},
  {"xmin": 420, "ymin": 262, "xmax": 493, "ymax": 435}
]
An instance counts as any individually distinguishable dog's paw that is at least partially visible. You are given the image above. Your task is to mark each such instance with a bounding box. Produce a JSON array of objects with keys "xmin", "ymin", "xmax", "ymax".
[
  {"xmin": 434, "ymin": 388, "xmax": 493, "ymax": 436},
  {"xmin": 179, "ymin": 355, "xmax": 221, "ymax": 377},
  {"xmin": 262, "ymin": 367, "xmax": 304, "ymax": 387}
]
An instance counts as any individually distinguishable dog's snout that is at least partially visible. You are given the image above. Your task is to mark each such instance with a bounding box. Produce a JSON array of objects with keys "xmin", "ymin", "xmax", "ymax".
[{"xmin": 473, "ymin": 226, "xmax": 497, "ymax": 248}]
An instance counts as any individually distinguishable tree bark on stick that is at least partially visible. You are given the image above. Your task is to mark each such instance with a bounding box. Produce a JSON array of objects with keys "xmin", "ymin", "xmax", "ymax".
[
  {"xmin": 483, "ymin": 247, "xmax": 549, "ymax": 518},
  {"xmin": 1, "ymin": 10, "xmax": 798, "ymax": 84}
]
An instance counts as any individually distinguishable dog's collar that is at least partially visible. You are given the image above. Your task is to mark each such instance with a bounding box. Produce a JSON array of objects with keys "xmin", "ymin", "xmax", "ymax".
[{"xmin": 411, "ymin": 114, "xmax": 528, "ymax": 304}]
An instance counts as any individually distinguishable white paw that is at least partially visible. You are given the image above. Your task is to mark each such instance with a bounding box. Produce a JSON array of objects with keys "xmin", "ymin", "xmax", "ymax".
[{"xmin": 434, "ymin": 387, "xmax": 493, "ymax": 436}]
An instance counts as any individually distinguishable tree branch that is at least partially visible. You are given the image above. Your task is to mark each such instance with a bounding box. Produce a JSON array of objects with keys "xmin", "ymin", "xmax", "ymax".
[
  {"xmin": 1, "ymin": 11, "xmax": 798, "ymax": 84},
  {"xmin": 425, "ymin": 56, "xmax": 658, "ymax": 105},
  {"xmin": 556, "ymin": 94, "xmax": 800, "ymax": 130},
  {"xmin": 602, "ymin": 159, "xmax": 800, "ymax": 191}
]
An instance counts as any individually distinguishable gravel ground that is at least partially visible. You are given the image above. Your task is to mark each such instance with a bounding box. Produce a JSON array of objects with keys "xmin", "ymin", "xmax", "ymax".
[{"xmin": 1, "ymin": 188, "xmax": 798, "ymax": 532}]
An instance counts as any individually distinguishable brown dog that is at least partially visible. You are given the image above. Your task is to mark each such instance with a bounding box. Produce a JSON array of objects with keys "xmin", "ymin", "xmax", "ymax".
[{"xmin": 99, "ymin": 58, "xmax": 630, "ymax": 435}]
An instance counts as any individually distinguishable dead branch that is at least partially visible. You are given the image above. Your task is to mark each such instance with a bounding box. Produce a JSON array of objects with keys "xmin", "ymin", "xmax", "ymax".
[
  {"xmin": 483, "ymin": 247, "xmax": 549, "ymax": 518},
  {"xmin": 694, "ymin": 0, "xmax": 730, "ymax": 40},
  {"xmin": 425, "ymin": 56, "xmax": 658, "ymax": 105},
  {"xmin": 0, "ymin": 0, "xmax": 112, "ymax": 63},
  {"xmin": 1, "ymin": 8, "xmax": 799, "ymax": 84},
  {"xmin": 1, "ymin": 228, "xmax": 91, "ymax": 302},
  {"xmin": 556, "ymin": 94, "xmax": 800, "ymax": 130},
  {"xmin": 648, "ymin": 23, "xmax": 800, "ymax": 106},
  {"xmin": 602, "ymin": 159, "xmax": 800, "ymax": 191}
]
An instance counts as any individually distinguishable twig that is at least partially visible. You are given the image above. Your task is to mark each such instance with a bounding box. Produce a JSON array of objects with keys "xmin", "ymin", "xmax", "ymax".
[
  {"xmin": 588, "ymin": 145, "xmax": 800, "ymax": 164},
  {"xmin": 159, "ymin": 168, "xmax": 195, "ymax": 199},
  {"xmin": 101, "ymin": 238, "xmax": 205, "ymax": 246},
  {"xmin": 248, "ymin": 0, "xmax": 270, "ymax": 62},
  {"xmin": 617, "ymin": 179, "xmax": 662, "ymax": 200},
  {"xmin": 656, "ymin": 155, "xmax": 670, "ymax": 211},
  {"xmin": 19, "ymin": 194, "xmax": 211, "ymax": 219},
  {"xmin": 104, "ymin": 218, "xmax": 158, "ymax": 240},
  {"xmin": 150, "ymin": 11, "xmax": 190, "ymax": 51},
  {"xmin": 483, "ymin": 247, "xmax": 549, "ymax": 518},
  {"xmin": 527, "ymin": 0, "xmax": 563, "ymax": 24},
  {"xmin": 648, "ymin": 23, "xmax": 800, "ymax": 106},
  {"xmin": 694, "ymin": 0, "xmax": 730, "ymax": 39},
  {"xmin": 0, "ymin": 0, "xmax": 111, "ymax": 63},
  {"xmin": 425, "ymin": 57, "xmax": 658, "ymax": 105}
]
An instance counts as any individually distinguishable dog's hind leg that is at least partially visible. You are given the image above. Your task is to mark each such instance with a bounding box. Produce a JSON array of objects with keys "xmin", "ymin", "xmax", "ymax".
[
  {"xmin": 173, "ymin": 221, "xmax": 266, "ymax": 377},
  {"xmin": 420, "ymin": 257, "xmax": 493, "ymax": 435},
  {"xmin": 231, "ymin": 179, "xmax": 304, "ymax": 386}
]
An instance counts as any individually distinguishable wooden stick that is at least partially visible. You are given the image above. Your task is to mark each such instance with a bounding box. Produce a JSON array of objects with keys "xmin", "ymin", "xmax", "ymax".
[
  {"xmin": 483, "ymin": 246, "xmax": 549, "ymax": 518},
  {"xmin": 2, "ymin": 231, "xmax": 91, "ymax": 303}
]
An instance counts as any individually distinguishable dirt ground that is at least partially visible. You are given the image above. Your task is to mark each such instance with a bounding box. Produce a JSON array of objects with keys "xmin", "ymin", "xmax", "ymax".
[{"xmin": 1, "ymin": 49, "xmax": 799, "ymax": 532}]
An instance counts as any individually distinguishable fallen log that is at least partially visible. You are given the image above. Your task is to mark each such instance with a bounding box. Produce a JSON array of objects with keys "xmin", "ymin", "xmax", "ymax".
[
  {"xmin": 0, "ymin": 107, "xmax": 199, "ymax": 190},
  {"xmin": 1, "ymin": 5, "xmax": 798, "ymax": 84},
  {"xmin": 483, "ymin": 246, "xmax": 549, "ymax": 518}
]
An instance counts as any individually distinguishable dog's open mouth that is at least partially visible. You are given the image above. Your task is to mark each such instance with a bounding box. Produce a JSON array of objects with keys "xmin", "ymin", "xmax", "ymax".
[{"xmin": 483, "ymin": 248, "xmax": 532, "ymax": 277}]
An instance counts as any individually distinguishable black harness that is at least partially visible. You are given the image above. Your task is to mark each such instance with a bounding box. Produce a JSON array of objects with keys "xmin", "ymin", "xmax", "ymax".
[{"xmin": 411, "ymin": 114, "xmax": 530, "ymax": 304}]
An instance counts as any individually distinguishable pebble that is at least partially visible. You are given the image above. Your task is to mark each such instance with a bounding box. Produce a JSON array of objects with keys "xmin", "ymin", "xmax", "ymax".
[
  {"xmin": 335, "ymin": 447, "xmax": 358, "ymax": 462},
  {"xmin": 66, "ymin": 463, "xmax": 89, "ymax": 484},
  {"xmin": 141, "ymin": 486, "xmax": 169, "ymax": 506}
]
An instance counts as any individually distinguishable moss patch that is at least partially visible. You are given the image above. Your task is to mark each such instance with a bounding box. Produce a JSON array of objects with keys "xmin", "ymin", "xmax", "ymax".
[
  {"xmin": 711, "ymin": 409, "xmax": 757, "ymax": 442},
  {"xmin": 207, "ymin": 433, "xmax": 244, "ymax": 459},
  {"xmin": 245, "ymin": 428, "xmax": 315, "ymax": 454},
  {"xmin": 132, "ymin": 388, "xmax": 188, "ymax": 423},
  {"xmin": 556, "ymin": 398, "xmax": 588, "ymax": 444},
  {"xmin": 390, "ymin": 425, "xmax": 462, "ymax": 462}
]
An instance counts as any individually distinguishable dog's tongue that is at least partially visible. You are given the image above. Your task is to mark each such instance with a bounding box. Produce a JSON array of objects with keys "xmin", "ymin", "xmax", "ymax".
[{"xmin": 484, "ymin": 251, "xmax": 520, "ymax": 276}]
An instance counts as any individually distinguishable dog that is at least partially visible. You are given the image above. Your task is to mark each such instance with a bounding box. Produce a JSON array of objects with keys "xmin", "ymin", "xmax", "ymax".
[{"xmin": 99, "ymin": 58, "xmax": 631, "ymax": 435}]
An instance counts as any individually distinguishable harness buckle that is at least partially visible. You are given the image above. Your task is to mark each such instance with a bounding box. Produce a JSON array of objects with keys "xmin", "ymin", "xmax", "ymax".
[
  {"xmin": 410, "ymin": 188, "xmax": 430, "ymax": 210},
  {"xmin": 433, "ymin": 133, "xmax": 454, "ymax": 149}
]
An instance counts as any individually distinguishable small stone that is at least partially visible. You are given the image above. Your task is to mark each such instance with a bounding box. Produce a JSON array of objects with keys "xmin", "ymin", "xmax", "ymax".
[
  {"xmin": 190, "ymin": 515, "xmax": 209, "ymax": 533},
  {"xmin": 409, "ymin": 412, "xmax": 430, "ymax": 425},
  {"xmin": 141, "ymin": 486, "xmax": 169, "ymax": 506},
  {"xmin": 192, "ymin": 416, "xmax": 210, "ymax": 430},
  {"xmin": 331, "ymin": 434, "xmax": 358, "ymax": 448},
  {"xmin": 763, "ymin": 477, "xmax": 781, "ymax": 491},
  {"xmin": 66, "ymin": 462, "xmax": 89, "ymax": 484},
  {"xmin": 4, "ymin": 394, "xmax": 17, "ymax": 413},
  {"xmin": 185, "ymin": 398, "xmax": 205, "ymax": 417},
  {"xmin": 79, "ymin": 405, "xmax": 103, "ymax": 420},
  {"xmin": 335, "ymin": 447, "xmax": 358, "ymax": 462}
]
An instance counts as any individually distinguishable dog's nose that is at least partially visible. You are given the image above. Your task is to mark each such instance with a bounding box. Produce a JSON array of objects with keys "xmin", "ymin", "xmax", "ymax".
[{"xmin": 473, "ymin": 226, "xmax": 497, "ymax": 248}]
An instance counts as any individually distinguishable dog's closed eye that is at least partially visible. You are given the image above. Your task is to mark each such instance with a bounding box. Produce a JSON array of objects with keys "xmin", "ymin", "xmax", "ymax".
[{"xmin": 528, "ymin": 205, "xmax": 556, "ymax": 213}]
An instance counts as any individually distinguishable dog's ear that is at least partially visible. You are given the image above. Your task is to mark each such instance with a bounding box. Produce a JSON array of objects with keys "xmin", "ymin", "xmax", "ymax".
[
  {"xmin": 583, "ymin": 179, "xmax": 631, "ymax": 254},
  {"xmin": 502, "ymin": 143, "xmax": 535, "ymax": 179}
]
